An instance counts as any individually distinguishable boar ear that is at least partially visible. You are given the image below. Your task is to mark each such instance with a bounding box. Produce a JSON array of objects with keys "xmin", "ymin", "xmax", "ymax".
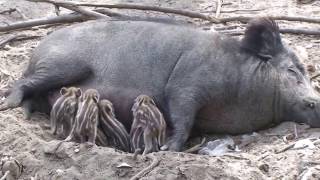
[
  {"xmin": 60, "ymin": 87, "xmax": 68, "ymax": 95},
  {"xmin": 241, "ymin": 17, "xmax": 283, "ymax": 61}
]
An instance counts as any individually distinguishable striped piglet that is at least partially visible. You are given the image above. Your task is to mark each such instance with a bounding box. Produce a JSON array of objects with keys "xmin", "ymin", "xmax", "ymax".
[
  {"xmin": 98, "ymin": 99, "xmax": 131, "ymax": 152},
  {"xmin": 50, "ymin": 87, "xmax": 81, "ymax": 138},
  {"xmin": 65, "ymin": 89, "xmax": 99, "ymax": 144},
  {"xmin": 130, "ymin": 95, "xmax": 166, "ymax": 155}
]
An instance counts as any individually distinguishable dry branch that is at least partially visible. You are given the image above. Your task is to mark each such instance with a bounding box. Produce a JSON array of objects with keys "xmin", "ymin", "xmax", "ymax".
[
  {"xmin": 311, "ymin": 73, "xmax": 320, "ymax": 80},
  {"xmin": 0, "ymin": 171, "xmax": 9, "ymax": 180},
  {"xmin": 0, "ymin": 8, "xmax": 16, "ymax": 15},
  {"xmin": 274, "ymin": 144, "xmax": 295, "ymax": 154},
  {"xmin": 214, "ymin": 25, "xmax": 240, "ymax": 31},
  {"xmin": 15, "ymin": 8, "xmax": 28, "ymax": 20},
  {"xmin": 219, "ymin": 27, "xmax": 320, "ymax": 36},
  {"xmin": 27, "ymin": 0, "xmax": 109, "ymax": 19},
  {"xmin": 65, "ymin": 2, "xmax": 220, "ymax": 23},
  {"xmin": 0, "ymin": 34, "xmax": 42, "ymax": 48},
  {"xmin": 130, "ymin": 156, "xmax": 160, "ymax": 180},
  {"xmin": 61, "ymin": 2, "xmax": 320, "ymax": 24},
  {"xmin": 21, "ymin": 0, "xmax": 320, "ymax": 25},
  {"xmin": 220, "ymin": 8, "xmax": 265, "ymax": 13},
  {"xmin": 4, "ymin": 1, "xmax": 320, "ymax": 33},
  {"xmin": 54, "ymin": 4, "xmax": 60, "ymax": 16},
  {"xmin": 184, "ymin": 137, "xmax": 206, "ymax": 153},
  {"xmin": 0, "ymin": 9, "xmax": 125, "ymax": 32},
  {"xmin": 219, "ymin": 30, "xmax": 244, "ymax": 36},
  {"xmin": 0, "ymin": 13, "xmax": 84, "ymax": 32},
  {"xmin": 280, "ymin": 28, "xmax": 320, "ymax": 35},
  {"xmin": 219, "ymin": 15, "xmax": 320, "ymax": 24},
  {"xmin": 215, "ymin": 0, "xmax": 223, "ymax": 18}
]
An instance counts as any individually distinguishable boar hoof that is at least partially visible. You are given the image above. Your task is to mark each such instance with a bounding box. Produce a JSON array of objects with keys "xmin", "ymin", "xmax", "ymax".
[
  {"xmin": 162, "ymin": 139, "xmax": 183, "ymax": 152},
  {"xmin": 0, "ymin": 95, "xmax": 22, "ymax": 111},
  {"xmin": 0, "ymin": 101, "xmax": 11, "ymax": 111}
]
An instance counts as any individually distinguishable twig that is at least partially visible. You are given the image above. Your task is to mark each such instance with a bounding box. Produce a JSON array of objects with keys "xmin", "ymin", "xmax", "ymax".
[
  {"xmin": 215, "ymin": 0, "xmax": 223, "ymax": 18},
  {"xmin": 27, "ymin": 0, "xmax": 109, "ymax": 19},
  {"xmin": 0, "ymin": 171, "xmax": 9, "ymax": 180},
  {"xmin": 15, "ymin": 8, "xmax": 28, "ymax": 20},
  {"xmin": 0, "ymin": 8, "xmax": 124, "ymax": 32},
  {"xmin": 184, "ymin": 137, "xmax": 206, "ymax": 153},
  {"xmin": 223, "ymin": 154, "xmax": 250, "ymax": 160},
  {"xmin": 280, "ymin": 28, "xmax": 320, "ymax": 35},
  {"xmin": 219, "ymin": 8, "xmax": 265, "ymax": 13},
  {"xmin": 66, "ymin": 2, "xmax": 320, "ymax": 24},
  {"xmin": 256, "ymin": 154, "xmax": 270, "ymax": 161},
  {"xmin": 294, "ymin": 124, "xmax": 298, "ymax": 139},
  {"xmin": 311, "ymin": 73, "xmax": 320, "ymax": 80},
  {"xmin": 130, "ymin": 155, "xmax": 160, "ymax": 180},
  {"xmin": 219, "ymin": 15, "xmax": 320, "ymax": 24},
  {"xmin": 54, "ymin": 5, "xmax": 60, "ymax": 16},
  {"xmin": 0, "ymin": 13, "xmax": 83, "ymax": 32},
  {"xmin": 312, "ymin": 139, "xmax": 320, "ymax": 145},
  {"xmin": 222, "ymin": 2, "xmax": 232, "ymax": 6},
  {"xmin": 219, "ymin": 29, "xmax": 244, "ymax": 36},
  {"xmin": 219, "ymin": 27, "xmax": 320, "ymax": 36},
  {"xmin": 274, "ymin": 144, "xmax": 295, "ymax": 154},
  {"xmin": 201, "ymin": 8, "xmax": 264, "ymax": 14},
  {"xmin": 214, "ymin": 25, "xmax": 240, "ymax": 31},
  {"xmin": 0, "ymin": 34, "xmax": 42, "ymax": 49},
  {"xmin": 0, "ymin": 8, "xmax": 16, "ymax": 15},
  {"xmin": 66, "ymin": 2, "xmax": 220, "ymax": 23},
  {"xmin": 297, "ymin": 0, "xmax": 316, "ymax": 4}
]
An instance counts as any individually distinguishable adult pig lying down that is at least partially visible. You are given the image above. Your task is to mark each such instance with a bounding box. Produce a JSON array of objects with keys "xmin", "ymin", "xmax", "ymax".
[{"xmin": 1, "ymin": 17, "xmax": 319, "ymax": 151}]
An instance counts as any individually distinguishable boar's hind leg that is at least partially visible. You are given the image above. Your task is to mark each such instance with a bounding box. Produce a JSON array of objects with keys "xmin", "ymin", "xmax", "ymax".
[
  {"xmin": 0, "ymin": 61, "xmax": 91, "ymax": 111},
  {"xmin": 163, "ymin": 89, "xmax": 202, "ymax": 151}
]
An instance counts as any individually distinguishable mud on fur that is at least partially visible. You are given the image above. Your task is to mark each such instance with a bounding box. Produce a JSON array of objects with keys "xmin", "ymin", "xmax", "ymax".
[
  {"xmin": 65, "ymin": 89, "xmax": 99, "ymax": 144},
  {"xmin": 50, "ymin": 87, "xmax": 81, "ymax": 138},
  {"xmin": 131, "ymin": 95, "xmax": 167, "ymax": 155},
  {"xmin": 98, "ymin": 99, "xmax": 131, "ymax": 152}
]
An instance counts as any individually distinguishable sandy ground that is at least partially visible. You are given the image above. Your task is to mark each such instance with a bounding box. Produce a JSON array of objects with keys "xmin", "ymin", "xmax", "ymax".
[{"xmin": 0, "ymin": 0, "xmax": 320, "ymax": 179}]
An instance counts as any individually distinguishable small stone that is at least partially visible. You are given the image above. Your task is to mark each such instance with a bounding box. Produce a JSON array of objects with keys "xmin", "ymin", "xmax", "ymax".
[
  {"xmin": 74, "ymin": 148, "xmax": 80, "ymax": 153},
  {"xmin": 55, "ymin": 169, "xmax": 64, "ymax": 176},
  {"xmin": 307, "ymin": 64, "xmax": 316, "ymax": 73},
  {"xmin": 283, "ymin": 133, "xmax": 295, "ymax": 143},
  {"xmin": 258, "ymin": 163, "xmax": 269, "ymax": 173},
  {"xmin": 116, "ymin": 162, "xmax": 132, "ymax": 168}
]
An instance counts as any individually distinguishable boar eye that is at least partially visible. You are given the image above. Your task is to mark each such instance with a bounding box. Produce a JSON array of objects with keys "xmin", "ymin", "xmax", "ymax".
[
  {"xmin": 288, "ymin": 67, "xmax": 303, "ymax": 84},
  {"xmin": 257, "ymin": 53, "xmax": 272, "ymax": 61},
  {"xmin": 307, "ymin": 102, "xmax": 315, "ymax": 109},
  {"xmin": 288, "ymin": 67, "xmax": 297, "ymax": 74}
]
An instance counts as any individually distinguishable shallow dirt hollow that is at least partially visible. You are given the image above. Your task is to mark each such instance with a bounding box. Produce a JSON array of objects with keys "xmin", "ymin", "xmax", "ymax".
[{"xmin": 0, "ymin": 0, "xmax": 320, "ymax": 179}]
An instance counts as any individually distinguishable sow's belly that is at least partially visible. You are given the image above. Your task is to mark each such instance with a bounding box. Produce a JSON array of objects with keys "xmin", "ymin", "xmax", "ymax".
[{"xmin": 194, "ymin": 104, "xmax": 273, "ymax": 134}]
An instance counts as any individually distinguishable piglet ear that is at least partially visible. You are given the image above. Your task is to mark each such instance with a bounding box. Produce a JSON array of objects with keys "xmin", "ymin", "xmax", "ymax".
[
  {"xmin": 149, "ymin": 98, "xmax": 156, "ymax": 106},
  {"xmin": 75, "ymin": 88, "xmax": 82, "ymax": 97},
  {"xmin": 93, "ymin": 93, "xmax": 100, "ymax": 103},
  {"xmin": 241, "ymin": 17, "xmax": 283, "ymax": 60},
  {"xmin": 60, "ymin": 87, "xmax": 68, "ymax": 95}
]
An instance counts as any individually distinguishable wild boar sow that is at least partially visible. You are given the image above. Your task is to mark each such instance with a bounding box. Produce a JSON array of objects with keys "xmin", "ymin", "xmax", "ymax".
[{"xmin": 1, "ymin": 18, "xmax": 319, "ymax": 151}]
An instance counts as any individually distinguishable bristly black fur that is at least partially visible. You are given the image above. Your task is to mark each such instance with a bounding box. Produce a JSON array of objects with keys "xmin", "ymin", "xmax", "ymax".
[{"xmin": 241, "ymin": 17, "xmax": 283, "ymax": 57}]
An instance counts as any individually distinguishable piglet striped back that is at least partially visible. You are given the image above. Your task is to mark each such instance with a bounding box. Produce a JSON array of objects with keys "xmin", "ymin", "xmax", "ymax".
[{"xmin": 99, "ymin": 99, "xmax": 131, "ymax": 152}]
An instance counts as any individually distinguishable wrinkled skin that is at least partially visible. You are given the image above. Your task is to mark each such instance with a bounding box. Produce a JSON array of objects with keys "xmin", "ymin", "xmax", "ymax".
[{"xmin": 1, "ymin": 18, "xmax": 319, "ymax": 151}]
